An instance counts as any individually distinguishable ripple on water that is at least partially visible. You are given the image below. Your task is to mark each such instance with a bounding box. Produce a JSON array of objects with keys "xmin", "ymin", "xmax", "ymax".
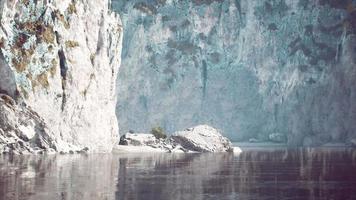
[{"xmin": 0, "ymin": 148, "xmax": 356, "ymax": 200}]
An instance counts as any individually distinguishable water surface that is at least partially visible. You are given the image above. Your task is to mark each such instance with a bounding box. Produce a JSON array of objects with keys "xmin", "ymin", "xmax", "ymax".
[{"xmin": 1, "ymin": 148, "xmax": 356, "ymax": 200}]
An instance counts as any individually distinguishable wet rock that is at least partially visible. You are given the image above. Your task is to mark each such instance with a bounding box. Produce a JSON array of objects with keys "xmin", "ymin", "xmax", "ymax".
[
  {"xmin": 76, "ymin": 147, "xmax": 90, "ymax": 154},
  {"xmin": 269, "ymin": 133, "xmax": 287, "ymax": 143},
  {"xmin": 168, "ymin": 144, "xmax": 189, "ymax": 153}
]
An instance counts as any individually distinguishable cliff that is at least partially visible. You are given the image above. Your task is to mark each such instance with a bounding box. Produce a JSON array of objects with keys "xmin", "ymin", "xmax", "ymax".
[
  {"xmin": 0, "ymin": 0, "xmax": 122, "ymax": 153},
  {"xmin": 114, "ymin": 0, "xmax": 356, "ymax": 146}
]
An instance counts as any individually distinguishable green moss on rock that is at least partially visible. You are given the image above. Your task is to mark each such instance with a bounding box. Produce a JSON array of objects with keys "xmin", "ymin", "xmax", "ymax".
[{"xmin": 151, "ymin": 127, "xmax": 167, "ymax": 139}]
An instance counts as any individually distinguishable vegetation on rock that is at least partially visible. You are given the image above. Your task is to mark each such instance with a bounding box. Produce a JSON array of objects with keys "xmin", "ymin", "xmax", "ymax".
[{"xmin": 150, "ymin": 127, "xmax": 167, "ymax": 139}]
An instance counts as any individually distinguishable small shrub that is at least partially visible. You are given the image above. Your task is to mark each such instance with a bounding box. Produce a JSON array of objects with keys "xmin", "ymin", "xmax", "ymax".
[
  {"xmin": 68, "ymin": 2, "xmax": 77, "ymax": 14},
  {"xmin": 37, "ymin": 72, "xmax": 49, "ymax": 88},
  {"xmin": 90, "ymin": 54, "xmax": 95, "ymax": 65},
  {"xmin": 150, "ymin": 127, "xmax": 167, "ymax": 139},
  {"xmin": 50, "ymin": 59, "xmax": 57, "ymax": 77},
  {"xmin": 42, "ymin": 26, "xmax": 55, "ymax": 44},
  {"xmin": 55, "ymin": 11, "xmax": 70, "ymax": 29},
  {"xmin": 65, "ymin": 40, "xmax": 79, "ymax": 48}
]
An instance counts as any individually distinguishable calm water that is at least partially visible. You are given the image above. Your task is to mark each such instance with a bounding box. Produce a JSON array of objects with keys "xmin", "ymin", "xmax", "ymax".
[{"xmin": 1, "ymin": 148, "xmax": 356, "ymax": 200}]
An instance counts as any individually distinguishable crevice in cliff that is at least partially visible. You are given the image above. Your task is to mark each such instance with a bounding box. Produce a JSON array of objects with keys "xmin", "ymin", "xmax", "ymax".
[
  {"xmin": 54, "ymin": 30, "xmax": 68, "ymax": 112},
  {"xmin": 96, "ymin": 14, "xmax": 105, "ymax": 54},
  {"xmin": 58, "ymin": 49, "xmax": 67, "ymax": 111},
  {"xmin": 202, "ymin": 60, "xmax": 208, "ymax": 98}
]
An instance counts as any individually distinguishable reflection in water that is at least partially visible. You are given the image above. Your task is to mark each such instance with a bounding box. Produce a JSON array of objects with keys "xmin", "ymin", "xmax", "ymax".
[{"xmin": 0, "ymin": 149, "xmax": 356, "ymax": 200}]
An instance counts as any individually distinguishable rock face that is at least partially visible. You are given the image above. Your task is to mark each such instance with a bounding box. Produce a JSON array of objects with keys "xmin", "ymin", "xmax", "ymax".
[
  {"xmin": 113, "ymin": 0, "xmax": 356, "ymax": 146},
  {"xmin": 0, "ymin": 0, "xmax": 122, "ymax": 153},
  {"xmin": 171, "ymin": 125, "xmax": 233, "ymax": 152},
  {"xmin": 118, "ymin": 125, "xmax": 233, "ymax": 153},
  {"xmin": 0, "ymin": 95, "xmax": 57, "ymax": 154}
]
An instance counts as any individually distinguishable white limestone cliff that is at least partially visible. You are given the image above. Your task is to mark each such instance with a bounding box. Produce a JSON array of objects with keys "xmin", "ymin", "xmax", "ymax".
[
  {"xmin": 114, "ymin": 0, "xmax": 356, "ymax": 146},
  {"xmin": 0, "ymin": 0, "xmax": 123, "ymax": 153}
]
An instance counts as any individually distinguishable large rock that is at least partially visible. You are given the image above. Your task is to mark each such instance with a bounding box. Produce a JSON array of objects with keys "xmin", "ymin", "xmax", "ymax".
[
  {"xmin": 0, "ymin": 95, "xmax": 57, "ymax": 154},
  {"xmin": 119, "ymin": 133, "xmax": 157, "ymax": 146},
  {"xmin": 268, "ymin": 133, "xmax": 287, "ymax": 143},
  {"xmin": 116, "ymin": 125, "xmax": 234, "ymax": 153},
  {"xmin": 171, "ymin": 125, "xmax": 233, "ymax": 152},
  {"xmin": 0, "ymin": 0, "xmax": 122, "ymax": 153}
]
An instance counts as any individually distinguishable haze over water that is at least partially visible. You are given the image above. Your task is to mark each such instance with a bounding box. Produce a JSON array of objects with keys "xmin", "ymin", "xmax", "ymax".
[{"xmin": 1, "ymin": 148, "xmax": 356, "ymax": 200}]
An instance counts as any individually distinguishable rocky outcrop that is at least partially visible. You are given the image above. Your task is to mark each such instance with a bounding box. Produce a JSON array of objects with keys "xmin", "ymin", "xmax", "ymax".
[
  {"xmin": 171, "ymin": 125, "xmax": 233, "ymax": 152},
  {"xmin": 0, "ymin": 0, "xmax": 122, "ymax": 153},
  {"xmin": 0, "ymin": 95, "xmax": 57, "ymax": 154},
  {"xmin": 118, "ymin": 125, "xmax": 234, "ymax": 153},
  {"xmin": 119, "ymin": 133, "xmax": 157, "ymax": 146},
  {"xmin": 118, "ymin": 132, "xmax": 175, "ymax": 152}
]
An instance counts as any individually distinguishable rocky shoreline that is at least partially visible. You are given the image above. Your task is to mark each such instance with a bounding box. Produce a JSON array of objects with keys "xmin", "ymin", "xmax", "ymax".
[{"xmin": 116, "ymin": 125, "xmax": 234, "ymax": 153}]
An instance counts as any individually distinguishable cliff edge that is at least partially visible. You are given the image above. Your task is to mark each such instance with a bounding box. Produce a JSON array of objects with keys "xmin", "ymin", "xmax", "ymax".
[{"xmin": 0, "ymin": 0, "xmax": 123, "ymax": 153}]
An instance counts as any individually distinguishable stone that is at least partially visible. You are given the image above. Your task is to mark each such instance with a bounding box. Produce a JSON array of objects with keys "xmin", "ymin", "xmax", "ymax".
[
  {"xmin": 0, "ymin": 98, "xmax": 57, "ymax": 154},
  {"xmin": 269, "ymin": 133, "xmax": 287, "ymax": 143},
  {"xmin": 116, "ymin": 125, "xmax": 234, "ymax": 153},
  {"xmin": 119, "ymin": 133, "xmax": 158, "ymax": 146},
  {"xmin": 171, "ymin": 125, "xmax": 233, "ymax": 152}
]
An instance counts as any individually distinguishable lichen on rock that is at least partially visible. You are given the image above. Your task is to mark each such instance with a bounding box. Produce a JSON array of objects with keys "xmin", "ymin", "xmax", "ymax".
[{"xmin": 0, "ymin": 0, "xmax": 123, "ymax": 153}]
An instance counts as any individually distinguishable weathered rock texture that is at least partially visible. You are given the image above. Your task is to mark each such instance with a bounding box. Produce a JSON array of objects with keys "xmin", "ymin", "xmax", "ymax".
[
  {"xmin": 113, "ymin": 0, "xmax": 356, "ymax": 146},
  {"xmin": 119, "ymin": 133, "xmax": 157, "ymax": 146},
  {"xmin": 0, "ymin": 0, "xmax": 122, "ymax": 153},
  {"xmin": 118, "ymin": 125, "xmax": 234, "ymax": 153},
  {"xmin": 171, "ymin": 125, "xmax": 234, "ymax": 152},
  {"xmin": 0, "ymin": 95, "xmax": 57, "ymax": 154}
]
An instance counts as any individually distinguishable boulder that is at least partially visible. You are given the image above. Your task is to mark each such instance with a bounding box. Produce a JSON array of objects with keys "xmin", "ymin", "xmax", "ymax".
[
  {"xmin": 119, "ymin": 133, "xmax": 158, "ymax": 146},
  {"xmin": 117, "ymin": 125, "xmax": 234, "ymax": 153},
  {"xmin": 0, "ymin": 97, "xmax": 57, "ymax": 154},
  {"xmin": 268, "ymin": 133, "xmax": 287, "ymax": 143},
  {"xmin": 171, "ymin": 125, "xmax": 233, "ymax": 152}
]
